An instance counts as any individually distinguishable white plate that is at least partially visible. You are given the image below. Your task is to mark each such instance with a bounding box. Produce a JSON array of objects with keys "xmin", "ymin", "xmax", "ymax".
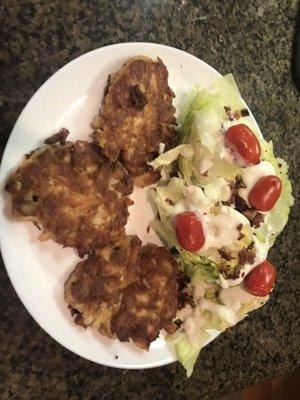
[{"xmin": 0, "ymin": 43, "xmax": 233, "ymax": 369}]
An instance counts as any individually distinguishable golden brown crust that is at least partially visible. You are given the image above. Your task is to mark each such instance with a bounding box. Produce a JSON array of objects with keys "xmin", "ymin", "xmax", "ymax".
[
  {"xmin": 92, "ymin": 56, "xmax": 178, "ymax": 187},
  {"xmin": 111, "ymin": 244, "xmax": 178, "ymax": 349},
  {"xmin": 64, "ymin": 240, "xmax": 178, "ymax": 350},
  {"xmin": 64, "ymin": 236, "xmax": 142, "ymax": 333},
  {"xmin": 5, "ymin": 141, "xmax": 133, "ymax": 256}
]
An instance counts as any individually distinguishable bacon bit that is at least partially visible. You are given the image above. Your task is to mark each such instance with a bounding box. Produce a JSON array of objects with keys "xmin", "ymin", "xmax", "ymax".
[
  {"xmin": 220, "ymin": 263, "xmax": 241, "ymax": 279},
  {"xmin": 165, "ymin": 198, "xmax": 175, "ymax": 206},
  {"xmin": 238, "ymin": 232, "xmax": 245, "ymax": 241},
  {"xmin": 234, "ymin": 111, "xmax": 241, "ymax": 120},
  {"xmin": 250, "ymin": 212, "xmax": 264, "ymax": 228},
  {"xmin": 224, "ymin": 106, "xmax": 231, "ymax": 113},
  {"xmin": 235, "ymin": 195, "xmax": 249, "ymax": 213},
  {"xmin": 241, "ymin": 108, "xmax": 250, "ymax": 117},
  {"xmin": 177, "ymin": 272, "xmax": 194, "ymax": 310},
  {"xmin": 247, "ymin": 241, "xmax": 255, "ymax": 250},
  {"xmin": 278, "ymin": 163, "xmax": 282, "ymax": 168},
  {"xmin": 218, "ymin": 247, "xmax": 233, "ymax": 261},
  {"xmin": 238, "ymin": 246, "xmax": 255, "ymax": 267},
  {"xmin": 177, "ymin": 271, "xmax": 191, "ymax": 291},
  {"xmin": 235, "ymin": 175, "xmax": 246, "ymax": 189},
  {"xmin": 237, "ymin": 223, "xmax": 243, "ymax": 231},
  {"xmin": 178, "ymin": 291, "xmax": 195, "ymax": 309}
]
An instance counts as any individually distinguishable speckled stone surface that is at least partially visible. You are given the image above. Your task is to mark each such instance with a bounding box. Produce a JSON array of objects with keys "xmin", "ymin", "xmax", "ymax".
[{"xmin": 0, "ymin": 1, "xmax": 299, "ymax": 399}]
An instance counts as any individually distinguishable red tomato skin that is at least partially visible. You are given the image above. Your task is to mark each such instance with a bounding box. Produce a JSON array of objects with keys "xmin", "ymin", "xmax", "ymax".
[
  {"xmin": 174, "ymin": 212, "xmax": 205, "ymax": 252},
  {"xmin": 244, "ymin": 261, "xmax": 276, "ymax": 296},
  {"xmin": 225, "ymin": 124, "xmax": 261, "ymax": 165},
  {"xmin": 248, "ymin": 175, "xmax": 282, "ymax": 211}
]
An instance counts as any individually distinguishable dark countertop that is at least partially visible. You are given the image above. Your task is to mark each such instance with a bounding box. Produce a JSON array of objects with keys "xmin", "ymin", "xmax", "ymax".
[{"xmin": 0, "ymin": 1, "xmax": 299, "ymax": 399}]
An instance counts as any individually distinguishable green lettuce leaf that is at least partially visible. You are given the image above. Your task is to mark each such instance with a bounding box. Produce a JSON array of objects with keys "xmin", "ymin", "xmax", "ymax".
[
  {"xmin": 150, "ymin": 177, "xmax": 186, "ymax": 248},
  {"xmin": 175, "ymin": 330, "xmax": 211, "ymax": 377},
  {"xmin": 178, "ymin": 74, "xmax": 250, "ymax": 185},
  {"xmin": 148, "ymin": 144, "xmax": 194, "ymax": 169},
  {"xmin": 179, "ymin": 250, "xmax": 220, "ymax": 283},
  {"xmin": 256, "ymin": 140, "xmax": 294, "ymax": 245}
]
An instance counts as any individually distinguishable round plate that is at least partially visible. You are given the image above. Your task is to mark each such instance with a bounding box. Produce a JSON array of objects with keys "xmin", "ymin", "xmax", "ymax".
[{"xmin": 0, "ymin": 43, "xmax": 224, "ymax": 369}]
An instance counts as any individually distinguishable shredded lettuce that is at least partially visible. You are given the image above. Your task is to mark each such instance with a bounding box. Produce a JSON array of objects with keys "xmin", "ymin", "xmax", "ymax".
[{"xmin": 179, "ymin": 250, "xmax": 220, "ymax": 283}]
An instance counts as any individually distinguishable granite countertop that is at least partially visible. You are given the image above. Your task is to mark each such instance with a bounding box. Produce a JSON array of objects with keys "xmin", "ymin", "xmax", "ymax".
[{"xmin": 0, "ymin": 1, "xmax": 299, "ymax": 399}]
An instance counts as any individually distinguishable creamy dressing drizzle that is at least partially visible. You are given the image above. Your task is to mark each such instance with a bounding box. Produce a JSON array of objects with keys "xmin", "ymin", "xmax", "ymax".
[
  {"xmin": 177, "ymin": 305, "xmax": 207, "ymax": 344},
  {"xmin": 219, "ymin": 285, "xmax": 257, "ymax": 312},
  {"xmin": 172, "ymin": 185, "xmax": 250, "ymax": 250},
  {"xmin": 238, "ymin": 160, "xmax": 276, "ymax": 205}
]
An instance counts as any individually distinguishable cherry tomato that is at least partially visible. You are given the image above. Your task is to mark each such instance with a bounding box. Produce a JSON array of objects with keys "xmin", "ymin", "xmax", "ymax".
[
  {"xmin": 174, "ymin": 212, "xmax": 205, "ymax": 252},
  {"xmin": 248, "ymin": 175, "xmax": 282, "ymax": 211},
  {"xmin": 244, "ymin": 261, "xmax": 276, "ymax": 296},
  {"xmin": 225, "ymin": 124, "xmax": 261, "ymax": 165}
]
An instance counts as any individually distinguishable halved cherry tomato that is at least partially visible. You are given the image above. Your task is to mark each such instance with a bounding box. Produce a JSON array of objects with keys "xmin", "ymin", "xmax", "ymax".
[
  {"xmin": 174, "ymin": 212, "xmax": 205, "ymax": 252},
  {"xmin": 248, "ymin": 175, "xmax": 282, "ymax": 211},
  {"xmin": 225, "ymin": 124, "xmax": 261, "ymax": 165},
  {"xmin": 244, "ymin": 260, "xmax": 276, "ymax": 296}
]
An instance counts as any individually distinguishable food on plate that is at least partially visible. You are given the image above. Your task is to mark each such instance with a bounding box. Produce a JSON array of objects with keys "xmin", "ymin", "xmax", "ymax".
[
  {"xmin": 3, "ymin": 54, "xmax": 293, "ymax": 375},
  {"xmin": 65, "ymin": 236, "xmax": 178, "ymax": 350},
  {"xmin": 92, "ymin": 56, "xmax": 178, "ymax": 187},
  {"xmin": 65, "ymin": 236, "xmax": 142, "ymax": 336},
  {"xmin": 5, "ymin": 134, "xmax": 133, "ymax": 256},
  {"xmin": 149, "ymin": 73, "xmax": 293, "ymax": 375}
]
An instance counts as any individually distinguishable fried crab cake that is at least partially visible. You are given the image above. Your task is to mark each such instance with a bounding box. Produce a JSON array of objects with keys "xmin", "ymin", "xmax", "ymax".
[
  {"xmin": 92, "ymin": 56, "xmax": 178, "ymax": 187},
  {"xmin": 111, "ymin": 244, "xmax": 178, "ymax": 350},
  {"xmin": 65, "ymin": 239, "xmax": 178, "ymax": 350},
  {"xmin": 5, "ymin": 138, "xmax": 133, "ymax": 256},
  {"xmin": 64, "ymin": 236, "xmax": 142, "ymax": 337}
]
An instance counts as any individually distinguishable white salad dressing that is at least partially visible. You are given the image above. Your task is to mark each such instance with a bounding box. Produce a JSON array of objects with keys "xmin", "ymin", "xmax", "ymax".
[
  {"xmin": 202, "ymin": 207, "xmax": 249, "ymax": 250},
  {"xmin": 203, "ymin": 177, "xmax": 231, "ymax": 202},
  {"xmin": 172, "ymin": 185, "xmax": 250, "ymax": 250},
  {"xmin": 238, "ymin": 161, "xmax": 276, "ymax": 205},
  {"xmin": 198, "ymin": 155, "xmax": 214, "ymax": 175},
  {"xmin": 193, "ymin": 281, "xmax": 209, "ymax": 303},
  {"xmin": 199, "ymin": 298, "xmax": 237, "ymax": 325},
  {"xmin": 177, "ymin": 304, "xmax": 207, "ymax": 344},
  {"xmin": 219, "ymin": 285, "xmax": 258, "ymax": 312}
]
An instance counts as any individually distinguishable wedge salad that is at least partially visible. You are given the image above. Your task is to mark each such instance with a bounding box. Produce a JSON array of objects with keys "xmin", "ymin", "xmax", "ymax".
[{"xmin": 149, "ymin": 74, "xmax": 294, "ymax": 376}]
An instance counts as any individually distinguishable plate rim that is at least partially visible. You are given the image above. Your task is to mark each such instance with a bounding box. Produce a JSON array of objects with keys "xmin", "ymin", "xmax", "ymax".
[{"xmin": 0, "ymin": 42, "xmax": 224, "ymax": 369}]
